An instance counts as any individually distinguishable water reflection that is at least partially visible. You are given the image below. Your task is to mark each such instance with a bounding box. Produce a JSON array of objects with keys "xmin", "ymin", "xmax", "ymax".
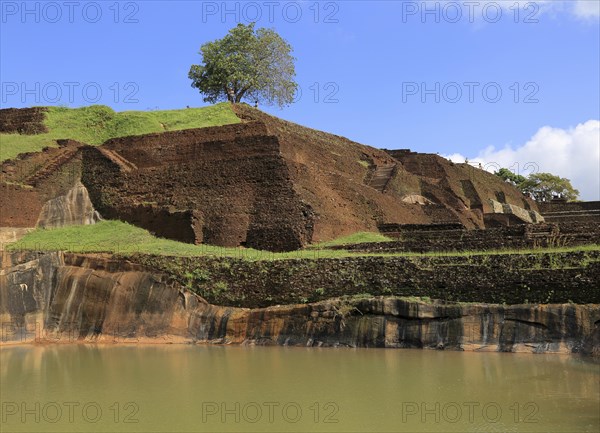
[{"xmin": 1, "ymin": 345, "xmax": 598, "ymax": 432}]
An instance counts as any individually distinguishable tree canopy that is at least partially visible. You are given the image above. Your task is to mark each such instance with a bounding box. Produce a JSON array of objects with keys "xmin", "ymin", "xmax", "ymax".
[
  {"xmin": 495, "ymin": 169, "xmax": 580, "ymax": 202},
  {"xmin": 520, "ymin": 172, "xmax": 580, "ymax": 202},
  {"xmin": 495, "ymin": 168, "xmax": 526, "ymax": 186},
  {"xmin": 188, "ymin": 23, "xmax": 297, "ymax": 108}
]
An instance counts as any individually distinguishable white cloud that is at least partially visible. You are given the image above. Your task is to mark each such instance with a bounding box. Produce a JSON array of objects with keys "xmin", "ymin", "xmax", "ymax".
[
  {"xmin": 507, "ymin": 0, "xmax": 599, "ymax": 20},
  {"xmin": 424, "ymin": 1, "xmax": 599, "ymax": 21},
  {"xmin": 444, "ymin": 120, "xmax": 600, "ymax": 200},
  {"xmin": 573, "ymin": 0, "xmax": 600, "ymax": 19}
]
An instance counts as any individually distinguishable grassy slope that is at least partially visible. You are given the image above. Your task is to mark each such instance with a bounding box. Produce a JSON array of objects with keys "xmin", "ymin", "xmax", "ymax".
[
  {"xmin": 7, "ymin": 221, "xmax": 599, "ymax": 261},
  {"xmin": 0, "ymin": 103, "xmax": 240, "ymax": 162},
  {"xmin": 310, "ymin": 232, "xmax": 394, "ymax": 248}
]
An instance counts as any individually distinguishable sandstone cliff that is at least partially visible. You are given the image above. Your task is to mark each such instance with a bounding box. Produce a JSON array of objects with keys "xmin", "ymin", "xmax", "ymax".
[{"xmin": 1, "ymin": 251, "xmax": 598, "ymax": 355}]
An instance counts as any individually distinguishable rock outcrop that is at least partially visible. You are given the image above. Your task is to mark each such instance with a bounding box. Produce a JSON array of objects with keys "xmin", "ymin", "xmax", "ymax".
[
  {"xmin": 1, "ymin": 251, "xmax": 598, "ymax": 355},
  {"xmin": 485, "ymin": 199, "xmax": 545, "ymax": 226},
  {"xmin": 36, "ymin": 182, "xmax": 101, "ymax": 228}
]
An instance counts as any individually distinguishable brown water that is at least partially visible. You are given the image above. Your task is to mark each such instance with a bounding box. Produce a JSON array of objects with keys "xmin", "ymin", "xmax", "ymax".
[{"xmin": 1, "ymin": 345, "xmax": 598, "ymax": 432}]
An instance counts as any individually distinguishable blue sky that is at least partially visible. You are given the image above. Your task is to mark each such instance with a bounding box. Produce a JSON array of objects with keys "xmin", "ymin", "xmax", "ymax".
[{"xmin": 2, "ymin": 1, "xmax": 599, "ymax": 198}]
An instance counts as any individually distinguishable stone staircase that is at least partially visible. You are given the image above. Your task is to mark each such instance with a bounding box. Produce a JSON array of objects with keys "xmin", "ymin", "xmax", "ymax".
[
  {"xmin": 98, "ymin": 148, "xmax": 138, "ymax": 173},
  {"xmin": 23, "ymin": 146, "xmax": 80, "ymax": 187},
  {"xmin": 368, "ymin": 164, "xmax": 397, "ymax": 193}
]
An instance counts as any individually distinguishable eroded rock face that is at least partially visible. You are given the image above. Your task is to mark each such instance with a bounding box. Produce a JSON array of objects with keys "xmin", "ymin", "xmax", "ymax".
[
  {"xmin": 36, "ymin": 182, "xmax": 101, "ymax": 228},
  {"xmin": 486, "ymin": 198, "xmax": 545, "ymax": 226},
  {"xmin": 0, "ymin": 228, "xmax": 34, "ymax": 247},
  {"xmin": 1, "ymin": 251, "xmax": 598, "ymax": 355}
]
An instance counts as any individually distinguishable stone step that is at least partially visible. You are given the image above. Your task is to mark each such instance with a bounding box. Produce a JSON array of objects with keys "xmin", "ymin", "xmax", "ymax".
[
  {"xmin": 368, "ymin": 164, "xmax": 397, "ymax": 192},
  {"xmin": 98, "ymin": 148, "xmax": 138, "ymax": 173}
]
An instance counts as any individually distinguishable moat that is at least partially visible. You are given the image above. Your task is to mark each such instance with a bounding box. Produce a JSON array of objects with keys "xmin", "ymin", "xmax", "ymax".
[{"xmin": 1, "ymin": 345, "xmax": 598, "ymax": 433}]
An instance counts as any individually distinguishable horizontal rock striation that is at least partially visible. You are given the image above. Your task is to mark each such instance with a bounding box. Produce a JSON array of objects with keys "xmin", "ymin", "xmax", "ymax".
[{"xmin": 1, "ymin": 251, "xmax": 598, "ymax": 355}]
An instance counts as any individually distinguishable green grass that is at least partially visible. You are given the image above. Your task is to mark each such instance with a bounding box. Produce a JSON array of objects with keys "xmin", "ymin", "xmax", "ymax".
[
  {"xmin": 5, "ymin": 220, "xmax": 354, "ymax": 260},
  {"xmin": 0, "ymin": 103, "xmax": 240, "ymax": 162},
  {"xmin": 7, "ymin": 220, "xmax": 598, "ymax": 262},
  {"xmin": 311, "ymin": 231, "xmax": 395, "ymax": 248}
]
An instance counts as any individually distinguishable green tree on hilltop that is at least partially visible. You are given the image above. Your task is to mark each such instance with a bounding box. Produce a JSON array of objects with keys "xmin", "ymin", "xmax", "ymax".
[
  {"xmin": 495, "ymin": 169, "xmax": 580, "ymax": 202},
  {"xmin": 188, "ymin": 23, "xmax": 297, "ymax": 108},
  {"xmin": 520, "ymin": 172, "xmax": 580, "ymax": 202},
  {"xmin": 495, "ymin": 168, "xmax": 527, "ymax": 186}
]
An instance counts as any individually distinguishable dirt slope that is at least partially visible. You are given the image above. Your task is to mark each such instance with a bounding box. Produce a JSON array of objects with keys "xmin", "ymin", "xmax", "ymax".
[{"xmin": 232, "ymin": 104, "xmax": 538, "ymax": 240}]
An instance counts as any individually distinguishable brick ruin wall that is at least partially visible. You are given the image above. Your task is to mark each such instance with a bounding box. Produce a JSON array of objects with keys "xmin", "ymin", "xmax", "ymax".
[
  {"xmin": 108, "ymin": 205, "xmax": 203, "ymax": 245},
  {"xmin": 539, "ymin": 201, "xmax": 600, "ymax": 222},
  {"xmin": 0, "ymin": 183, "xmax": 43, "ymax": 227},
  {"xmin": 539, "ymin": 201, "xmax": 600, "ymax": 213},
  {"xmin": 1, "ymin": 105, "xmax": 596, "ymax": 253},
  {"xmin": 347, "ymin": 222, "xmax": 600, "ymax": 253},
  {"xmin": 0, "ymin": 107, "xmax": 48, "ymax": 134},
  {"xmin": 82, "ymin": 123, "xmax": 314, "ymax": 252}
]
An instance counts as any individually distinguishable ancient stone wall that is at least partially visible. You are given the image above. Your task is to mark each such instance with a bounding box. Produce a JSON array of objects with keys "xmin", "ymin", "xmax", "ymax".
[
  {"xmin": 82, "ymin": 123, "xmax": 314, "ymax": 251},
  {"xmin": 0, "ymin": 183, "xmax": 43, "ymax": 227},
  {"xmin": 0, "ymin": 107, "xmax": 48, "ymax": 134},
  {"xmin": 379, "ymin": 223, "xmax": 465, "ymax": 234},
  {"xmin": 539, "ymin": 201, "xmax": 600, "ymax": 222},
  {"xmin": 539, "ymin": 201, "xmax": 600, "ymax": 213},
  {"xmin": 135, "ymin": 250, "xmax": 600, "ymax": 308},
  {"xmin": 349, "ymin": 223, "xmax": 597, "ymax": 253},
  {"xmin": 102, "ymin": 121, "xmax": 271, "ymax": 167},
  {"xmin": 113, "ymin": 205, "xmax": 203, "ymax": 244}
]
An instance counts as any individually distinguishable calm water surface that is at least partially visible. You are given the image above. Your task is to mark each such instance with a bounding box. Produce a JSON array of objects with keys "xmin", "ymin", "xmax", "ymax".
[{"xmin": 1, "ymin": 345, "xmax": 598, "ymax": 432}]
